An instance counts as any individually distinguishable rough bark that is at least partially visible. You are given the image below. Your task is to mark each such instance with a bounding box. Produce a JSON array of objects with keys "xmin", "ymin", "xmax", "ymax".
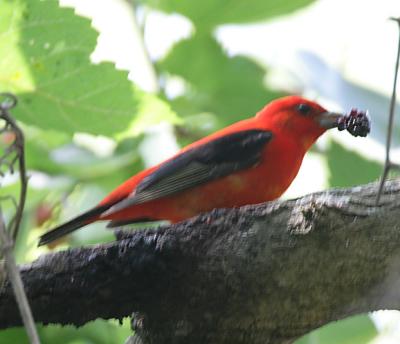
[{"xmin": 1, "ymin": 179, "xmax": 400, "ymax": 344}]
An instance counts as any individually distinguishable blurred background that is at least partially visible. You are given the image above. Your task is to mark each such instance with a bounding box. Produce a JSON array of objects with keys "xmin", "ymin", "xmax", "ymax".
[{"xmin": 0, "ymin": 0, "xmax": 399, "ymax": 342}]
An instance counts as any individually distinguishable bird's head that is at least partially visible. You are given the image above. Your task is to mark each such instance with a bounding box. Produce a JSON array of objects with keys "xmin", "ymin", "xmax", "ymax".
[{"xmin": 256, "ymin": 96, "xmax": 342, "ymax": 149}]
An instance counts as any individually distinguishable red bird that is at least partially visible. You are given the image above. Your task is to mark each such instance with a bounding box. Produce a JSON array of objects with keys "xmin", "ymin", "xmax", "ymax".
[{"xmin": 38, "ymin": 96, "xmax": 343, "ymax": 246}]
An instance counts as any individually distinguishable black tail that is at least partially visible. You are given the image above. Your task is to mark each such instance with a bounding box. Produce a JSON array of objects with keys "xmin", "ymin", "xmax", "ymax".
[{"xmin": 38, "ymin": 204, "xmax": 111, "ymax": 247}]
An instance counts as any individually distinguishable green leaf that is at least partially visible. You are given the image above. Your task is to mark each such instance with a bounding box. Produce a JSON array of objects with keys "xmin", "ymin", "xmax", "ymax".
[
  {"xmin": 175, "ymin": 112, "xmax": 220, "ymax": 147},
  {"xmin": 38, "ymin": 319, "xmax": 132, "ymax": 344},
  {"xmin": 141, "ymin": 0, "xmax": 315, "ymax": 29},
  {"xmin": 326, "ymin": 140, "xmax": 382, "ymax": 188},
  {"xmin": 295, "ymin": 314, "xmax": 378, "ymax": 344},
  {"xmin": 23, "ymin": 128, "xmax": 145, "ymax": 191},
  {"xmin": 118, "ymin": 92, "xmax": 181, "ymax": 138},
  {"xmin": 160, "ymin": 33, "xmax": 282, "ymax": 127},
  {"xmin": 0, "ymin": 0, "xmax": 145, "ymax": 136},
  {"xmin": 23, "ymin": 126, "xmax": 70, "ymax": 174},
  {"xmin": 0, "ymin": 328, "xmax": 29, "ymax": 344},
  {"xmin": 0, "ymin": 319, "xmax": 132, "ymax": 344}
]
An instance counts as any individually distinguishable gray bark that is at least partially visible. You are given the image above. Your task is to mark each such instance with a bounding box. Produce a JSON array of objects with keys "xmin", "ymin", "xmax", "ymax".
[{"xmin": 1, "ymin": 179, "xmax": 400, "ymax": 344}]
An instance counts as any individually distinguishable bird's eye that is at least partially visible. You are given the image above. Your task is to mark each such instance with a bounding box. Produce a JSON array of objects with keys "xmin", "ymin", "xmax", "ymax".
[{"xmin": 297, "ymin": 103, "xmax": 312, "ymax": 115}]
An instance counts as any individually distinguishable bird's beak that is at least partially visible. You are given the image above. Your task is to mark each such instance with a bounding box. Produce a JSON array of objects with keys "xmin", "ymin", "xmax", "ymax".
[{"xmin": 316, "ymin": 111, "xmax": 343, "ymax": 129}]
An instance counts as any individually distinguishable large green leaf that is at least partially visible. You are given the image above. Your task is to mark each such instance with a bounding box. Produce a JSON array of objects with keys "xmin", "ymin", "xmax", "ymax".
[
  {"xmin": 326, "ymin": 140, "xmax": 382, "ymax": 188},
  {"xmin": 160, "ymin": 33, "xmax": 281, "ymax": 126},
  {"xmin": 0, "ymin": 319, "xmax": 131, "ymax": 344},
  {"xmin": 38, "ymin": 319, "xmax": 132, "ymax": 344},
  {"xmin": 0, "ymin": 0, "xmax": 176, "ymax": 136},
  {"xmin": 296, "ymin": 314, "xmax": 378, "ymax": 344},
  {"xmin": 0, "ymin": 327, "xmax": 29, "ymax": 344},
  {"xmin": 141, "ymin": 0, "xmax": 315, "ymax": 29}
]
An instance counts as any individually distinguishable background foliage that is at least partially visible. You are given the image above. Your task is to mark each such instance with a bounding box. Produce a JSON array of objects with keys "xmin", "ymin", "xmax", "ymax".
[{"xmin": 0, "ymin": 0, "xmax": 396, "ymax": 342}]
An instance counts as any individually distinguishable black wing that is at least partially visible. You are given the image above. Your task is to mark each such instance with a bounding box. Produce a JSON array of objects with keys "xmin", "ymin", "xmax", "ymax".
[{"xmin": 103, "ymin": 129, "xmax": 272, "ymax": 216}]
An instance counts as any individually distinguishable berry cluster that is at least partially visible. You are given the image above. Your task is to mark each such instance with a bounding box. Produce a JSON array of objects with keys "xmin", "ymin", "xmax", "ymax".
[{"xmin": 337, "ymin": 109, "xmax": 371, "ymax": 137}]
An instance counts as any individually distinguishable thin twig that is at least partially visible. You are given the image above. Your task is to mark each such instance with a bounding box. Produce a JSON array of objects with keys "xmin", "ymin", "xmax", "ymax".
[
  {"xmin": 0, "ymin": 93, "xmax": 28, "ymax": 241},
  {"xmin": 0, "ymin": 208, "xmax": 40, "ymax": 344},
  {"xmin": 0, "ymin": 93, "xmax": 39, "ymax": 343},
  {"xmin": 376, "ymin": 17, "xmax": 400, "ymax": 205},
  {"xmin": 128, "ymin": 0, "xmax": 160, "ymax": 93}
]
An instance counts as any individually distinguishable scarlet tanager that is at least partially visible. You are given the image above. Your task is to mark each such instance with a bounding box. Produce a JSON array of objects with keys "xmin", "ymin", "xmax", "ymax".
[{"xmin": 38, "ymin": 96, "xmax": 369, "ymax": 246}]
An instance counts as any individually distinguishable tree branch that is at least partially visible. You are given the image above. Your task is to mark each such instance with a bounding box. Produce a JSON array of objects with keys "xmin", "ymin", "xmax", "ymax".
[{"xmin": 1, "ymin": 179, "xmax": 400, "ymax": 343}]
